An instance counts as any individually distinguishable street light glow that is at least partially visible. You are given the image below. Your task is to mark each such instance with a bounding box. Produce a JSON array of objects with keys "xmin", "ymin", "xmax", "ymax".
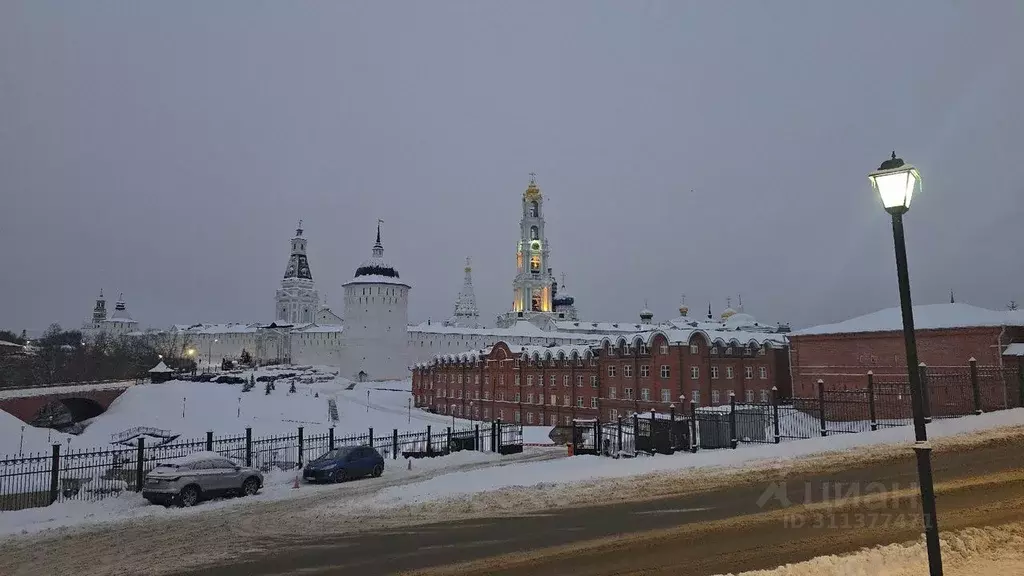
[{"xmin": 869, "ymin": 151, "xmax": 921, "ymax": 213}]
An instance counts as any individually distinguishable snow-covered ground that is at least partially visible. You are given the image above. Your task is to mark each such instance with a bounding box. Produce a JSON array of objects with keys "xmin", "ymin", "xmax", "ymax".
[
  {"xmin": 0, "ymin": 368, "xmax": 554, "ymax": 455},
  {"xmin": 0, "ymin": 448, "xmax": 557, "ymax": 537},
  {"xmin": 724, "ymin": 520, "xmax": 1024, "ymax": 576},
  {"xmin": 324, "ymin": 408, "xmax": 1024, "ymax": 516}
]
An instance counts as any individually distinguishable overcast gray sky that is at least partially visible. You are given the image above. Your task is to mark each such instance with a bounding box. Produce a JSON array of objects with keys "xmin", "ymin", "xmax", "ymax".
[{"xmin": 2, "ymin": 1, "xmax": 1022, "ymax": 333}]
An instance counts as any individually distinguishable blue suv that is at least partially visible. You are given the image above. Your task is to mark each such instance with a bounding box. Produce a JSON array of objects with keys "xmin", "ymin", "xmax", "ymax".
[{"xmin": 303, "ymin": 446, "xmax": 384, "ymax": 483}]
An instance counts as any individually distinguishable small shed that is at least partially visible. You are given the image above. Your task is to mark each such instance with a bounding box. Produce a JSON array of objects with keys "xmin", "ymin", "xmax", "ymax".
[{"xmin": 148, "ymin": 361, "xmax": 174, "ymax": 383}]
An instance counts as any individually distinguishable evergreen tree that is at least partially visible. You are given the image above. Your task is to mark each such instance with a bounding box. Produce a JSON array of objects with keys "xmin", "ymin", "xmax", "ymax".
[{"xmin": 289, "ymin": 380, "xmax": 296, "ymax": 394}]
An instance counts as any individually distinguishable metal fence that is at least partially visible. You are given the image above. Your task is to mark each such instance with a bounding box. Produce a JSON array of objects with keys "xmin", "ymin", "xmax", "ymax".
[
  {"xmin": 569, "ymin": 362, "xmax": 1022, "ymax": 459},
  {"xmin": 0, "ymin": 421, "xmax": 524, "ymax": 512}
]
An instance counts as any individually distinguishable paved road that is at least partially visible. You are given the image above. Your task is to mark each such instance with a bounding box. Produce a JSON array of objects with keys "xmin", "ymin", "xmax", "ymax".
[{"xmin": 179, "ymin": 436, "xmax": 1024, "ymax": 576}]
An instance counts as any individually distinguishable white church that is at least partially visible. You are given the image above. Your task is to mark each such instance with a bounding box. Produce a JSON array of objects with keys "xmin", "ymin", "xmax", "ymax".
[{"xmin": 88, "ymin": 177, "xmax": 784, "ymax": 382}]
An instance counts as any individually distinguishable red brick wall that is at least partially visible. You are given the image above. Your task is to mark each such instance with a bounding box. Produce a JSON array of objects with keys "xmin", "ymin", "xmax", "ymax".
[
  {"xmin": 789, "ymin": 327, "xmax": 1017, "ymax": 396},
  {"xmin": 0, "ymin": 387, "xmax": 128, "ymax": 423},
  {"xmin": 413, "ymin": 335, "xmax": 789, "ymax": 424}
]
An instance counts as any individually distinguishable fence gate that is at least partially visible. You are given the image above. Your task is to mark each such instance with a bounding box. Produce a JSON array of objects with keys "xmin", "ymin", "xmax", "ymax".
[
  {"xmin": 571, "ymin": 420, "xmax": 601, "ymax": 455},
  {"xmin": 636, "ymin": 416, "xmax": 689, "ymax": 454}
]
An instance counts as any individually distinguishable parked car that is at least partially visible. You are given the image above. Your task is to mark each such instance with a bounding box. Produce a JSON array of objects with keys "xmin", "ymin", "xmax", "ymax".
[
  {"xmin": 303, "ymin": 446, "xmax": 384, "ymax": 483},
  {"xmin": 142, "ymin": 451, "xmax": 263, "ymax": 507}
]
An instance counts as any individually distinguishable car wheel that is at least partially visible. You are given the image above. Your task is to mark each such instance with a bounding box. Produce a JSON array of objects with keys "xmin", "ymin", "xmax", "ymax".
[
  {"xmin": 371, "ymin": 464, "xmax": 383, "ymax": 478},
  {"xmin": 332, "ymin": 469, "xmax": 347, "ymax": 483},
  {"xmin": 242, "ymin": 477, "xmax": 260, "ymax": 496},
  {"xmin": 178, "ymin": 485, "xmax": 200, "ymax": 507}
]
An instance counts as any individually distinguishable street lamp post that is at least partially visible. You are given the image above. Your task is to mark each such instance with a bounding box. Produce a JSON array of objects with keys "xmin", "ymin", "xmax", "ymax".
[
  {"xmin": 209, "ymin": 339, "xmax": 218, "ymax": 370},
  {"xmin": 869, "ymin": 151, "xmax": 942, "ymax": 575}
]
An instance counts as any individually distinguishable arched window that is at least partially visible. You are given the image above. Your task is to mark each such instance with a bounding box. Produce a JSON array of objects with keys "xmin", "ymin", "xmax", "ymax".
[
  {"xmin": 529, "ymin": 201, "xmax": 539, "ymax": 218},
  {"xmin": 530, "ymin": 254, "xmax": 541, "ymax": 272},
  {"xmin": 530, "ymin": 226, "xmax": 539, "ymax": 240}
]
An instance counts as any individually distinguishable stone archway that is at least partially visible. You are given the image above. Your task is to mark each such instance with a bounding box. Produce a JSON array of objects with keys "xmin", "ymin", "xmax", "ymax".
[{"xmin": 31, "ymin": 397, "xmax": 106, "ymax": 430}]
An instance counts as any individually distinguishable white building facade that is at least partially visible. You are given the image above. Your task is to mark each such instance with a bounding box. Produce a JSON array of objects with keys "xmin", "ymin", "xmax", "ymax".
[{"xmin": 275, "ymin": 221, "xmax": 319, "ymax": 324}]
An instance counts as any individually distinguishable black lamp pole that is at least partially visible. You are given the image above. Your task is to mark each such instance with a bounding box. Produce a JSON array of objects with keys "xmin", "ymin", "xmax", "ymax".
[{"xmin": 880, "ymin": 153, "xmax": 943, "ymax": 575}]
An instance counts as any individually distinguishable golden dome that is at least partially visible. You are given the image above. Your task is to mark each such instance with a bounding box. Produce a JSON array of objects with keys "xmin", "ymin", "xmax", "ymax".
[
  {"xmin": 679, "ymin": 304, "xmax": 690, "ymax": 317},
  {"xmin": 523, "ymin": 173, "xmax": 542, "ymax": 201},
  {"xmin": 721, "ymin": 308, "xmax": 737, "ymax": 320}
]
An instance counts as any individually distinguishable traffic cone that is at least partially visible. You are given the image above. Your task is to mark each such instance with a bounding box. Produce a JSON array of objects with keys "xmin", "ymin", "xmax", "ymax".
[{"xmin": 292, "ymin": 474, "xmax": 300, "ymax": 489}]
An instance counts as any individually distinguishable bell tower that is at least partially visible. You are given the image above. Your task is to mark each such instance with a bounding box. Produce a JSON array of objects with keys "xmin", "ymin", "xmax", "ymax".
[
  {"xmin": 499, "ymin": 174, "xmax": 557, "ymax": 327},
  {"xmin": 275, "ymin": 220, "xmax": 320, "ymax": 324}
]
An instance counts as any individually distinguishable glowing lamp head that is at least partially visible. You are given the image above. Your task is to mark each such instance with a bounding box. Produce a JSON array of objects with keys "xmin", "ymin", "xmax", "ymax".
[{"xmin": 869, "ymin": 151, "xmax": 921, "ymax": 214}]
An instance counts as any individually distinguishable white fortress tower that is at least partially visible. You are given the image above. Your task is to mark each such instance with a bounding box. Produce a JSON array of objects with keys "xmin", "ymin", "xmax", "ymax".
[
  {"xmin": 275, "ymin": 221, "xmax": 319, "ymax": 324},
  {"xmin": 341, "ymin": 221, "xmax": 410, "ymax": 381},
  {"xmin": 498, "ymin": 175, "xmax": 557, "ymax": 327}
]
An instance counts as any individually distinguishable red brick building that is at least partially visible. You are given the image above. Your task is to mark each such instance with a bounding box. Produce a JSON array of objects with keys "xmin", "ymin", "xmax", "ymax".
[
  {"xmin": 789, "ymin": 303, "xmax": 1024, "ymax": 397},
  {"xmin": 411, "ymin": 329, "xmax": 790, "ymax": 425}
]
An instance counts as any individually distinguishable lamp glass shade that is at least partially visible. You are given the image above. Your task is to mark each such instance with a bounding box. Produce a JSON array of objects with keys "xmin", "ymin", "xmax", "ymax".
[{"xmin": 870, "ymin": 165, "xmax": 920, "ymax": 211}]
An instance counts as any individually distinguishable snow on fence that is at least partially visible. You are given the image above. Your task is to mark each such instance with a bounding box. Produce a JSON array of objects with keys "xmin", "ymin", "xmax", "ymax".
[{"xmin": 0, "ymin": 422, "xmax": 524, "ymax": 512}]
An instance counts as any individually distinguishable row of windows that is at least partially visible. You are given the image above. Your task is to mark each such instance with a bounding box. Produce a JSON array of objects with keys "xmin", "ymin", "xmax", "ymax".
[
  {"xmin": 358, "ymin": 286, "xmax": 402, "ymax": 296},
  {"xmin": 425, "ymin": 364, "xmax": 768, "ymax": 382},
  {"xmin": 424, "ymin": 385, "xmax": 774, "ymax": 406}
]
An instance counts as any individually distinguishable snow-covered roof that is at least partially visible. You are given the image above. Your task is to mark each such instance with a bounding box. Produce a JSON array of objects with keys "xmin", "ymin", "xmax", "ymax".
[
  {"xmin": 342, "ymin": 274, "xmax": 410, "ymax": 287},
  {"xmin": 186, "ymin": 323, "xmax": 261, "ymax": 335},
  {"xmin": 409, "ymin": 320, "xmax": 603, "ymax": 341},
  {"xmin": 293, "ymin": 324, "xmax": 344, "ymax": 333},
  {"xmin": 595, "ymin": 328, "xmax": 787, "ymax": 348},
  {"xmin": 104, "ymin": 317, "xmax": 138, "ymax": 324},
  {"xmin": 148, "ymin": 361, "xmax": 173, "ymax": 373},
  {"xmin": 515, "ymin": 343, "xmax": 597, "ymax": 361},
  {"xmin": 552, "ymin": 320, "xmax": 663, "ymax": 333},
  {"xmin": 1003, "ymin": 343, "xmax": 1024, "ymax": 357},
  {"xmin": 792, "ymin": 303, "xmax": 1024, "ymax": 336}
]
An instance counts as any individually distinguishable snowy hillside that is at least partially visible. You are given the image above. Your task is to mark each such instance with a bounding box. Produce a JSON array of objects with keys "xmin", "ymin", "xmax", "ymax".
[{"xmin": 0, "ymin": 366, "xmax": 554, "ymax": 455}]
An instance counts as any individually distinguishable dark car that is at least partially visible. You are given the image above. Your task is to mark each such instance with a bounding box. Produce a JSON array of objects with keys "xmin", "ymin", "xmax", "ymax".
[{"xmin": 303, "ymin": 446, "xmax": 384, "ymax": 483}]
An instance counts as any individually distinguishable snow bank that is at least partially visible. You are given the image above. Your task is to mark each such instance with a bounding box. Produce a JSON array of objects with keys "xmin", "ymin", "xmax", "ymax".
[
  {"xmin": 0, "ymin": 409, "xmax": 72, "ymax": 455},
  {"xmin": 723, "ymin": 521, "xmax": 1024, "ymax": 576}
]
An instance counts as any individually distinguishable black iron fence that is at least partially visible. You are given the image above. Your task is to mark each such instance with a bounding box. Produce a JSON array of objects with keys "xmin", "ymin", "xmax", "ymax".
[
  {"xmin": 0, "ymin": 421, "xmax": 524, "ymax": 512},
  {"xmin": 570, "ymin": 362, "xmax": 1022, "ymax": 459}
]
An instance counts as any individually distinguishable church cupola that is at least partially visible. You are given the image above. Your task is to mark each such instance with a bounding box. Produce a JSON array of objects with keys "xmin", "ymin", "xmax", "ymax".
[
  {"xmin": 552, "ymin": 273, "xmax": 578, "ymax": 321},
  {"xmin": 678, "ymin": 294, "xmax": 689, "ymax": 317},
  {"xmin": 444, "ymin": 257, "xmax": 481, "ymax": 328},
  {"xmin": 639, "ymin": 300, "xmax": 654, "ymax": 323},
  {"xmin": 110, "ymin": 293, "xmax": 135, "ymax": 322},
  {"xmin": 354, "ymin": 220, "xmax": 401, "ymax": 279}
]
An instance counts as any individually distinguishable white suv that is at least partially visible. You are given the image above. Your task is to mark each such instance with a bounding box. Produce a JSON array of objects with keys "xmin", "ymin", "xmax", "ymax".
[{"xmin": 143, "ymin": 451, "xmax": 263, "ymax": 507}]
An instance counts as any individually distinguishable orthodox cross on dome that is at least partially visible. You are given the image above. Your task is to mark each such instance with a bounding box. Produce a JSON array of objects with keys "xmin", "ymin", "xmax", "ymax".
[
  {"xmin": 529, "ymin": 172, "xmax": 537, "ymax": 185},
  {"xmin": 296, "ymin": 219, "xmax": 304, "ymax": 236},
  {"xmin": 680, "ymin": 293, "xmax": 686, "ymax": 305},
  {"xmin": 726, "ymin": 296, "xmax": 732, "ymax": 309},
  {"xmin": 465, "ymin": 256, "xmax": 472, "ymax": 272}
]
